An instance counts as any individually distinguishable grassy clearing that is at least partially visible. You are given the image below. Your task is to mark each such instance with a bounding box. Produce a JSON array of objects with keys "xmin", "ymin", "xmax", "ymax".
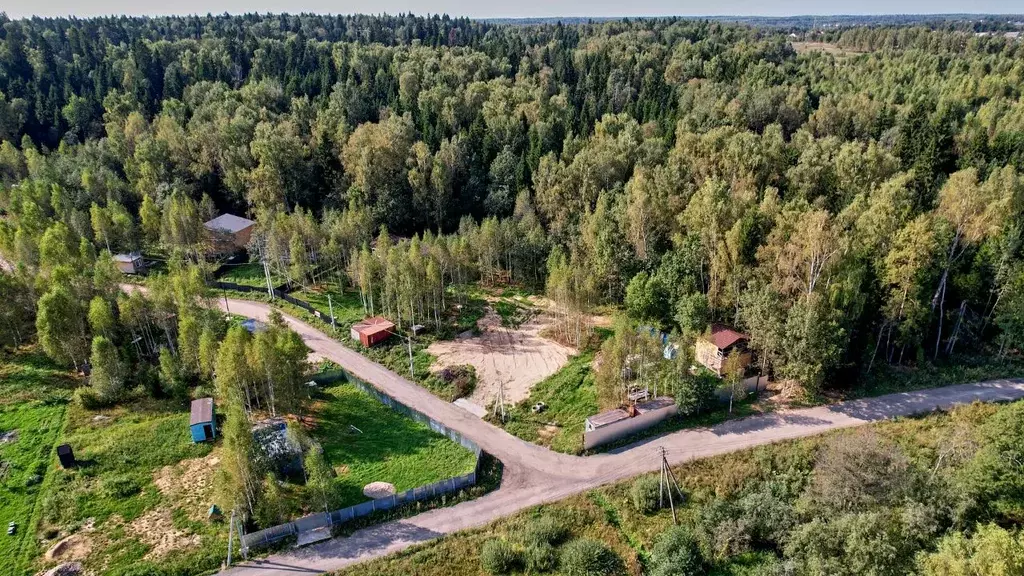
[
  {"xmin": 35, "ymin": 396, "xmax": 227, "ymax": 575},
  {"xmin": 337, "ymin": 401, "xmax": 1013, "ymax": 576},
  {"xmin": 0, "ymin": 350, "xmax": 230, "ymax": 576},
  {"xmin": 292, "ymin": 287, "xmax": 366, "ymax": 330},
  {"xmin": 217, "ymin": 262, "xmax": 283, "ymax": 289},
  {"xmin": 0, "ymin": 350, "xmax": 74, "ymax": 576},
  {"xmin": 307, "ymin": 382, "xmax": 478, "ymax": 510},
  {"xmin": 1, "ymin": 403, "xmax": 65, "ymax": 576},
  {"xmin": 499, "ymin": 351, "xmax": 599, "ymax": 454}
]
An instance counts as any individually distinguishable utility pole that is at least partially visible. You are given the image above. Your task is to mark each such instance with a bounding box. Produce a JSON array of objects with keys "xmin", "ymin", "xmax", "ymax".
[
  {"xmin": 659, "ymin": 446, "xmax": 683, "ymax": 525},
  {"xmin": 406, "ymin": 335, "xmax": 414, "ymax": 377},
  {"xmin": 327, "ymin": 293, "xmax": 337, "ymax": 332},
  {"xmin": 226, "ymin": 508, "xmax": 235, "ymax": 567},
  {"xmin": 259, "ymin": 238, "xmax": 274, "ymax": 300},
  {"xmin": 236, "ymin": 513, "xmax": 248, "ymax": 560}
]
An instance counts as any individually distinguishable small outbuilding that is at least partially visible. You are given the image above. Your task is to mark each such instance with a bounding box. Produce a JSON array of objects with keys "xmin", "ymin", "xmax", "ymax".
[
  {"xmin": 694, "ymin": 324, "xmax": 753, "ymax": 377},
  {"xmin": 204, "ymin": 213, "xmax": 256, "ymax": 256},
  {"xmin": 190, "ymin": 397, "xmax": 216, "ymax": 443},
  {"xmin": 56, "ymin": 444, "xmax": 75, "ymax": 468},
  {"xmin": 113, "ymin": 252, "xmax": 145, "ymax": 274},
  {"xmin": 350, "ymin": 317, "xmax": 395, "ymax": 347},
  {"xmin": 583, "ymin": 397, "xmax": 679, "ymax": 450}
]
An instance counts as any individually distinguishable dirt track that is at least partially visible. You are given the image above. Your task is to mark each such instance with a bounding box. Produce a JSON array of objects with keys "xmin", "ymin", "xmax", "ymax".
[{"xmin": 216, "ymin": 297, "xmax": 1024, "ymax": 576}]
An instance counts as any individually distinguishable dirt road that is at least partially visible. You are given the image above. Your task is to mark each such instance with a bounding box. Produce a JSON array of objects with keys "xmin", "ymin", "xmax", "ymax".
[{"xmin": 218, "ymin": 298, "xmax": 1024, "ymax": 576}]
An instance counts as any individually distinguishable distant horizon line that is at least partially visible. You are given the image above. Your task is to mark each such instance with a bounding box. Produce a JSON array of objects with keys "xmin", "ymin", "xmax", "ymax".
[{"xmin": 4, "ymin": 11, "xmax": 1024, "ymax": 20}]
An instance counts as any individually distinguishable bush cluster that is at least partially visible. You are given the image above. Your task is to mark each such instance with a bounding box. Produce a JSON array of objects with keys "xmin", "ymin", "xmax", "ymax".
[
  {"xmin": 480, "ymin": 538, "xmax": 522, "ymax": 575},
  {"xmin": 560, "ymin": 538, "xmax": 625, "ymax": 576}
]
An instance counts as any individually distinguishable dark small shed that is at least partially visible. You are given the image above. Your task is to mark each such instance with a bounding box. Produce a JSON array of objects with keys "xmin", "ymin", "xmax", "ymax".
[
  {"xmin": 190, "ymin": 398, "xmax": 216, "ymax": 443},
  {"xmin": 57, "ymin": 444, "xmax": 75, "ymax": 468}
]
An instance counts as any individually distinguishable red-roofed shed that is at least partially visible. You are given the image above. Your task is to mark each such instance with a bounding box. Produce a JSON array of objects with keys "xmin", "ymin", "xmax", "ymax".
[{"xmin": 350, "ymin": 317, "xmax": 395, "ymax": 347}]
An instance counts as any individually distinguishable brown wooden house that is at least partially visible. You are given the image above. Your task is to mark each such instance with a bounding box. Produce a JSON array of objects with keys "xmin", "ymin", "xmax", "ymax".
[{"xmin": 694, "ymin": 324, "xmax": 753, "ymax": 376}]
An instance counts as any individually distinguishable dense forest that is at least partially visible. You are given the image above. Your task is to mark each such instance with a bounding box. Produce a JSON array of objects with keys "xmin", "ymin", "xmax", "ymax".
[{"xmin": 2, "ymin": 12, "xmax": 1024, "ymax": 400}]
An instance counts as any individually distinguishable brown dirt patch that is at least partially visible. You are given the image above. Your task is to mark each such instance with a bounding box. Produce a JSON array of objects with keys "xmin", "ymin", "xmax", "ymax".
[
  {"xmin": 536, "ymin": 425, "xmax": 560, "ymax": 443},
  {"xmin": 427, "ymin": 307, "xmax": 576, "ymax": 407},
  {"xmin": 126, "ymin": 508, "xmax": 201, "ymax": 560},
  {"xmin": 153, "ymin": 451, "xmax": 220, "ymax": 521},
  {"xmin": 44, "ymin": 533, "xmax": 92, "ymax": 563}
]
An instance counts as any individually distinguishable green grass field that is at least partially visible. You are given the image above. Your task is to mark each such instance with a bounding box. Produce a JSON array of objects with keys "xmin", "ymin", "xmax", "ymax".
[
  {"xmin": 0, "ymin": 349, "xmax": 227, "ymax": 576},
  {"xmin": 292, "ymin": 287, "xmax": 366, "ymax": 330},
  {"xmin": 34, "ymin": 397, "xmax": 227, "ymax": 576},
  {"xmin": 0, "ymin": 403, "xmax": 65, "ymax": 576},
  {"xmin": 310, "ymin": 382, "xmax": 478, "ymax": 510},
  {"xmin": 218, "ymin": 262, "xmax": 283, "ymax": 289},
  {"xmin": 0, "ymin": 350, "xmax": 73, "ymax": 576}
]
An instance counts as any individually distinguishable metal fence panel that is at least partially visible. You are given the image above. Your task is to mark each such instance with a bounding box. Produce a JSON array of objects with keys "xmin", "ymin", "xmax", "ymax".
[{"xmin": 294, "ymin": 512, "xmax": 330, "ymax": 532}]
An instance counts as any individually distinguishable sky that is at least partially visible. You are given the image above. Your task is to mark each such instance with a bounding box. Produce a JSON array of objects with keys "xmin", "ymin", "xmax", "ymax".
[{"xmin": 3, "ymin": 0, "xmax": 1023, "ymax": 20}]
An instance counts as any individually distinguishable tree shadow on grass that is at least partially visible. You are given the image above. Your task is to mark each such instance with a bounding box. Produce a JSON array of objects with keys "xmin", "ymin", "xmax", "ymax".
[{"xmin": 310, "ymin": 383, "xmax": 475, "ymax": 508}]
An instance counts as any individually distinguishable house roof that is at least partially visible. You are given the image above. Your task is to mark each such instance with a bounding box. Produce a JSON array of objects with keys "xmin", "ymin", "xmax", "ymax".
[
  {"xmin": 113, "ymin": 252, "xmax": 142, "ymax": 263},
  {"xmin": 190, "ymin": 397, "xmax": 214, "ymax": 425},
  {"xmin": 586, "ymin": 408, "xmax": 631, "ymax": 429},
  {"xmin": 635, "ymin": 397, "xmax": 676, "ymax": 413},
  {"xmin": 353, "ymin": 316, "xmax": 395, "ymax": 337},
  {"xmin": 204, "ymin": 213, "xmax": 255, "ymax": 234},
  {"xmin": 705, "ymin": 324, "xmax": 749, "ymax": 351}
]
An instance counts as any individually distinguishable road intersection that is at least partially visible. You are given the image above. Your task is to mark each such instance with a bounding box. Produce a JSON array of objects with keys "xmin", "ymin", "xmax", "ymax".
[{"xmin": 214, "ymin": 298, "xmax": 1024, "ymax": 576}]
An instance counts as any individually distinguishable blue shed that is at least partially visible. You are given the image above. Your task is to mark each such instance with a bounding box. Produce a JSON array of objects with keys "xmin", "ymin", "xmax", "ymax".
[{"xmin": 190, "ymin": 397, "xmax": 216, "ymax": 443}]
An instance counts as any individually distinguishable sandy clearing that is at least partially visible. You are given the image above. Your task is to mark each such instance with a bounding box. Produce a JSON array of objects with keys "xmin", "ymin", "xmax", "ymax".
[
  {"xmin": 126, "ymin": 508, "xmax": 202, "ymax": 560},
  {"xmin": 44, "ymin": 533, "xmax": 92, "ymax": 563},
  {"xmin": 427, "ymin": 307, "xmax": 576, "ymax": 408},
  {"xmin": 153, "ymin": 451, "xmax": 220, "ymax": 521}
]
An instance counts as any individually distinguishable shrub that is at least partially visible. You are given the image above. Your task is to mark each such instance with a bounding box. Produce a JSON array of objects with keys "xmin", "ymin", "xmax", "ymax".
[
  {"xmin": 803, "ymin": 429, "xmax": 920, "ymax": 514},
  {"xmin": 560, "ymin": 538, "xmax": 625, "ymax": 576},
  {"xmin": 102, "ymin": 475, "xmax": 142, "ymax": 498},
  {"xmin": 525, "ymin": 542, "xmax": 558, "ymax": 572},
  {"xmin": 631, "ymin": 475, "xmax": 663, "ymax": 514},
  {"xmin": 526, "ymin": 515, "xmax": 569, "ymax": 546},
  {"xmin": 650, "ymin": 526, "xmax": 707, "ymax": 576},
  {"xmin": 437, "ymin": 365, "xmax": 477, "ymax": 400},
  {"xmin": 480, "ymin": 538, "xmax": 522, "ymax": 574},
  {"xmin": 74, "ymin": 387, "xmax": 106, "ymax": 410}
]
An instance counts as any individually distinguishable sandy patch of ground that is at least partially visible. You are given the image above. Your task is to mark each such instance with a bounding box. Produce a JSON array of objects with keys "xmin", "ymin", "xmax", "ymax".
[
  {"xmin": 44, "ymin": 533, "xmax": 92, "ymax": 563},
  {"xmin": 153, "ymin": 451, "xmax": 220, "ymax": 521},
  {"xmin": 536, "ymin": 425, "xmax": 560, "ymax": 443},
  {"xmin": 427, "ymin": 307, "xmax": 576, "ymax": 407},
  {"xmin": 126, "ymin": 508, "xmax": 201, "ymax": 560}
]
